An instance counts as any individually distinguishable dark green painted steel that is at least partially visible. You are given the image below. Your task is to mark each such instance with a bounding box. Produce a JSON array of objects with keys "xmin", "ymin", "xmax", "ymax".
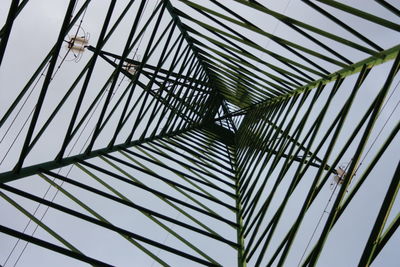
[{"xmin": 0, "ymin": 0, "xmax": 399, "ymax": 266}]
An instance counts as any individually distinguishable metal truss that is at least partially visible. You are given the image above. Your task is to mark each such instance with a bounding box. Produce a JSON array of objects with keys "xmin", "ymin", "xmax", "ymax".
[{"xmin": 0, "ymin": 0, "xmax": 399, "ymax": 266}]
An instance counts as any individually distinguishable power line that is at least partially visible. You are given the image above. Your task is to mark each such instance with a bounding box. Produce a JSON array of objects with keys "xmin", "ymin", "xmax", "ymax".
[{"xmin": 297, "ymin": 77, "xmax": 400, "ymax": 266}]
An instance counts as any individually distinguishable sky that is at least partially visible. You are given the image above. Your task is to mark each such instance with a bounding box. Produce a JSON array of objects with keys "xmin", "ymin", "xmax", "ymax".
[{"xmin": 0, "ymin": 0, "xmax": 399, "ymax": 266}]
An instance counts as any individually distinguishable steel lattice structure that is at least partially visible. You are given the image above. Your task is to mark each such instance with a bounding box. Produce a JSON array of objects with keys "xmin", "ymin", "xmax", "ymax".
[{"xmin": 0, "ymin": 0, "xmax": 399, "ymax": 266}]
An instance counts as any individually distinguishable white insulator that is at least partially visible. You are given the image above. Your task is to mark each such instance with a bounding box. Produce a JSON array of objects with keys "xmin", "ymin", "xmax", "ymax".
[
  {"xmin": 124, "ymin": 63, "xmax": 138, "ymax": 75},
  {"xmin": 70, "ymin": 46, "xmax": 85, "ymax": 52},
  {"xmin": 128, "ymin": 68, "xmax": 136, "ymax": 75},
  {"xmin": 71, "ymin": 36, "xmax": 88, "ymax": 45},
  {"xmin": 333, "ymin": 175, "xmax": 343, "ymax": 184},
  {"xmin": 333, "ymin": 167, "xmax": 347, "ymax": 185},
  {"xmin": 336, "ymin": 167, "xmax": 346, "ymax": 177}
]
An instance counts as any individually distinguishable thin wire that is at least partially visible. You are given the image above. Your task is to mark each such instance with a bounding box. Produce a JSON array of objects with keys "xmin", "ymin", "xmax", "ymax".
[
  {"xmin": 149, "ymin": 154, "xmax": 186, "ymax": 267},
  {"xmin": 297, "ymin": 77, "xmax": 400, "ymax": 266},
  {"xmin": 63, "ymin": 7, "xmax": 89, "ymax": 62},
  {"xmin": 1, "ymin": 60, "xmax": 66, "ymax": 267},
  {"xmin": 0, "ymin": 57, "xmax": 74, "ymax": 166},
  {"xmin": 13, "ymin": 1, "xmax": 154, "ymax": 248},
  {"xmin": 0, "ymin": 63, "xmax": 50, "ymax": 144},
  {"xmin": 0, "ymin": 53, "xmax": 74, "ymax": 167},
  {"xmin": 0, "ymin": 4, "xmax": 89, "ymax": 166},
  {"xmin": 10, "ymin": 38, "xmax": 133, "ymax": 263},
  {"xmin": 1, "ymin": 3, "xmax": 90, "ymax": 266},
  {"xmin": 10, "ymin": 83, "xmax": 117, "ymax": 267},
  {"xmin": 149, "ymin": 214, "xmax": 178, "ymax": 267},
  {"xmin": 354, "ymin": 78, "xmax": 400, "ymax": 175},
  {"xmin": 146, "ymin": 2, "xmax": 186, "ymax": 265},
  {"xmin": 0, "ymin": 0, "xmax": 88, "ymax": 147},
  {"xmin": 255, "ymin": 0, "xmax": 292, "ymax": 69},
  {"xmin": 118, "ymin": 0, "xmax": 150, "ymax": 86}
]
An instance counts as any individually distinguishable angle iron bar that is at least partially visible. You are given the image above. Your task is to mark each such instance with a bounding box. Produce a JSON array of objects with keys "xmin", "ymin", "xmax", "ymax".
[
  {"xmin": 160, "ymin": 59, "xmax": 202, "ymax": 134},
  {"xmin": 208, "ymin": 0, "xmax": 351, "ymax": 67},
  {"xmin": 0, "ymin": 190, "xmax": 81, "ymax": 253},
  {"xmin": 29, "ymin": 0, "xmax": 138, "ymax": 152},
  {"xmin": 165, "ymin": 0, "xmax": 213, "ymax": 81},
  {"xmin": 0, "ymin": 0, "xmax": 91, "ymax": 128},
  {"xmin": 117, "ymin": 149, "xmax": 234, "ymax": 221},
  {"xmin": 176, "ymin": 8, "xmax": 319, "ymax": 80},
  {"xmin": 276, "ymin": 66, "xmax": 371, "ymax": 267},
  {"xmin": 307, "ymin": 54, "xmax": 400, "ymax": 267},
  {"xmin": 56, "ymin": 0, "xmax": 117, "ymax": 161},
  {"xmin": 106, "ymin": 70, "xmax": 196, "ymax": 140},
  {"xmin": 336, "ymin": 120, "xmax": 400, "ymax": 223},
  {"xmin": 232, "ymin": 0, "xmax": 381, "ymax": 54},
  {"xmin": 316, "ymin": 0, "xmax": 400, "ymax": 31},
  {"xmin": 183, "ymin": 0, "xmax": 342, "ymax": 70},
  {"xmin": 136, "ymin": 144, "xmax": 235, "ymax": 201},
  {"xmin": 186, "ymin": 130, "xmax": 233, "ymax": 157},
  {"xmin": 71, "ymin": 168, "xmax": 223, "ymax": 266},
  {"xmin": 173, "ymin": 71, "xmax": 210, "ymax": 130},
  {"xmin": 261, "ymin": 117, "xmax": 400, "ymax": 266},
  {"xmin": 140, "ymin": 33, "xmax": 193, "ymax": 138},
  {"xmin": 207, "ymin": 58, "xmax": 292, "ymax": 96},
  {"xmin": 79, "ymin": 160, "xmax": 238, "ymax": 227},
  {"xmin": 371, "ymin": 212, "xmax": 400, "ymax": 263},
  {"xmin": 170, "ymin": 135, "xmax": 234, "ymax": 171},
  {"xmin": 146, "ymin": 49, "xmax": 197, "ymax": 139},
  {"xmin": 0, "ymin": 0, "xmax": 28, "ymax": 38},
  {"xmin": 0, "ymin": 183, "xmax": 218, "ymax": 266},
  {"xmin": 138, "ymin": 71, "xmax": 199, "ymax": 124},
  {"xmin": 302, "ymin": 0, "xmax": 383, "ymax": 51},
  {"xmin": 358, "ymin": 163, "xmax": 400, "ymax": 266},
  {"xmin": 99, "ymin": 154, "xmax": 231, "ymax": 247},
  {"xmin": 135, "ymin": 144, "xmax": 237, "ymax": 198},
  {"xmin": 203, "ymin": 60, "xmax": 285, "ymax": 101},
  {"xmin": 180, "ymin": 131, "xmax": 234, "ymax": 162},
  {"xmin": 237, "ymin": 105, "xmax": 280, "ymax": 197},
  {"xmin": 196, "ymin": 37, "xmax": 317, "ymax": 86},
  {"xmin": 167, "ymin": 61, "xmax": 204, "ymax": 131},
  {"xmin": 85, "ymin": 0, "xmax": 152, "ymax": 154},
  {"xmin": 203, "ymin": 57, "xmax": 294, "ymax": 98},
  {"xmin": 42, "ymin": 169, "xmax": 238, "ymax": 248},
  {"xmin": 0, "ymin": 225, "xmax": 113, "ymax": 267},
  {"xmin": 176, "ymin": 4, "xmax": 326, "ymax": 80},
  {"xmin": 98, "ymin": 50, "xmax": 197, "ymax": 130},
  {"xmin": 237, "ymin": 100, "xmax": 293, "ymax": 167},
  {"xmin": 152, "ymin": 138, "xmax": 233, "ymax": 174},
  {"xmin": 170, "ymin": 131, "xmax": 232, "ymax": 165},
  {"xmin": 374, "ymin": 0, "xmax": 400, "ymax": 17},
  {"xmin": 38, "ymin": 173, "xmax": 170, "ymax": 266},
  {"xmin": 235, "ymin": 103, "xmax": 279, "ymax": 169},
  {"xmin": 0, "ymin": 0, "xmax": 20, "ymax": 66},
  {"xmin": 113, "ymin": 7, "xmax": 172, "ymax": 146},
  {"xmin": 241, "ymin": 92, "xmax": 310, "ymax": 216},
  {"xmin": 148, "ymin": 44, "xmax": 198, "ymax": 135},
  {"xmin": 199, "ymin": 128, "xmax": 236, "ymax": 149},
  {"xmin": 243, "ymin": 82, "xmax": 332, "ymax": 238},
  {"xmin": 151, "ymin": 137, "xmax": 235, "ymax": 180},
  {"xmin": 0, "ymin": 124, "xmax": 201, "ymax": 183},
  {"xmin": 234, "ymin": 44, "xmax": 400, "ymax": 118},
  {"xmin": 106, "ymin": 150, "xmax": 237, "ymax": 208},
  {"xmin": 244, "ymin": 84, "xmax": 326, "ymax": 259},
  {"xmin": 184, "ymin": 23, "xmax": 305, "ymax": 88},
  {"xmin": 13, "ymin": 0, "xmax": 78, "ymax": 172},
  {"xmin": 244, "ymin": 78, "xmax": 343, "ymax": 243},
  {"xmin": 242, "ymin": 90, "xmax": 317, "ymax": 224},
  {"xmin": 229, "ymin": 146, "xmax": 247, "ymax": 267}
]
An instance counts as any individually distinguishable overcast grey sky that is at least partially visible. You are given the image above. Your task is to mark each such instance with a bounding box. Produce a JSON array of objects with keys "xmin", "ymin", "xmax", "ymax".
[{"xmin": 0, "ymin": 0, "xmax": 399, "ymax": 266}]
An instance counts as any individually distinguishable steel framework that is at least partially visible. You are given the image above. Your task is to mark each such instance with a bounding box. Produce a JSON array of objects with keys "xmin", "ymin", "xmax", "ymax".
[{"xmin": 0, "ymin": 0, "xmax": 399, "ymax": 266}]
